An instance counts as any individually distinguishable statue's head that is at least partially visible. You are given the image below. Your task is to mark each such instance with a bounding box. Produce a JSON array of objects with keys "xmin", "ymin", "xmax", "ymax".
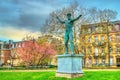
[{"xmin": 67, "ymin": 13, "xmax": 71, "ymax": 20}]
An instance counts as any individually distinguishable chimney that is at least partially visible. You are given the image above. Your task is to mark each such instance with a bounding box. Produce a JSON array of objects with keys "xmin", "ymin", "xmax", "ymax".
[{"xmin": 9, "ymin": 40, "xmax": 13, "ymax": 44}]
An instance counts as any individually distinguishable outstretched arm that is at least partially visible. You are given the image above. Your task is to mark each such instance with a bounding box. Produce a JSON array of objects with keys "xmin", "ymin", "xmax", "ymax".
[
  {"xmin": 56, "ymin": 16, "xmax": 65, "ymax": 24},
  {"xmin": 72, "ymin": 14, "xmax": 82, "ymax": 22}
]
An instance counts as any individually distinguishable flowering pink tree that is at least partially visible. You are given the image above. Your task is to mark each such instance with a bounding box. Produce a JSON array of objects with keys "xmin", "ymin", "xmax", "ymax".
[{"xmin": 16, "ymin": 40, "xmax": 55, "ymax": 67}]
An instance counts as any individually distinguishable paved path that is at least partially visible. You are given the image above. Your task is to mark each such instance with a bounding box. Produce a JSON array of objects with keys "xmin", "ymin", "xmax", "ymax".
[
  {"xmin": 83, "ymin": 69, "xmax": 120, "ymax": 71},
  {"xmin": 0, "ymin": 69, "xmax": 120, "ymax": 72},
  {"xmin": 0, "ymin": 70, "xmax": 56, "ymax": 72}
]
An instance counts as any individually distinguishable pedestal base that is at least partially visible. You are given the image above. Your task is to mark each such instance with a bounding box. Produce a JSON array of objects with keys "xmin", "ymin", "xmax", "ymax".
[
  {"xmin": 56, "ymin": 72, "xmax": 84, "ymax": 78},
  {"xmin": 56, "ymin": 54, "xmax": 84, "ymax": 78}
]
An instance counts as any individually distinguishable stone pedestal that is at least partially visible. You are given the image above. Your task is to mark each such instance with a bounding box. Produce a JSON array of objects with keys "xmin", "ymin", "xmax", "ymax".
[{"xmin": 56, "ymin": 54, "xmax": 84, "ymax": 78}]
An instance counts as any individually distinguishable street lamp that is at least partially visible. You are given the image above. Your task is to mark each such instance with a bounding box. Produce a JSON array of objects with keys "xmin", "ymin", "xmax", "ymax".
[
  {"xmin": 10, "ymin": 41, "xmax": 15, "ymax": 67},
  {"xmin": 106, "ymin": 20, "xmax": 110, "ymax": 67},
  {"xmin": 7, "ymin": 60, "xmax": 11, "ymax": 66},
  {"xmin": 11, "ymin": 48, "xmax": 14, "ymax": 67}
]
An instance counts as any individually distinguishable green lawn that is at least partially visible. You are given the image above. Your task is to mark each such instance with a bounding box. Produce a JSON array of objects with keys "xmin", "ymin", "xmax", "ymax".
[{"xmin": 0, "ymin": 71, "xmax": 120, "ymax": 80}]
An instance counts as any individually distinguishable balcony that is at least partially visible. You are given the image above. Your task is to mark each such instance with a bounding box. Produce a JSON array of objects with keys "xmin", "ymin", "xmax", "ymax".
[
  {"xmin": 92, "ymin": 41, "xmax": 106, "ymax": 47},
  {"xmin": 94, "ymin": 52, "xmax": 99, "ymax": 56},
  {"xmin": 116, "ymin": 51, "xmax": 120, "ymax": 54},
  {"xmin": 99, "ymin": 53, "xmax": 107, "ymax": 58}
]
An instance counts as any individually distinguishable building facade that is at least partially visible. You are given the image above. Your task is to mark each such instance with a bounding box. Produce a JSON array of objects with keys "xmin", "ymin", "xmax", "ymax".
[
  {"xmin": 0, "ymin": 35, "xmax": 59, "ymax": 66},
  {"xmin": 0, "ymin": 40, "xmax": 23, "ymax": 66},
  {"xmin": 79, "ymin": 21, "xmax": 120, "ymax": 67},
  {"xmin": 0, "ymin": 40, "xmax": 13, "ymax": 65}
]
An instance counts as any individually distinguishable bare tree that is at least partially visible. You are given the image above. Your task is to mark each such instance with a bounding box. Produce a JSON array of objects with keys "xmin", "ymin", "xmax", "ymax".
[
  {"xmin": 98, "ymin": 9, "xmax": 117, "ymax": 22},
  {"xmin": 88, "ymin": 7, "xmax": 99, "ymax": 23},
  {"xmin": 40, "ymin": 1, "xmax": 117, "ymax": 54}
]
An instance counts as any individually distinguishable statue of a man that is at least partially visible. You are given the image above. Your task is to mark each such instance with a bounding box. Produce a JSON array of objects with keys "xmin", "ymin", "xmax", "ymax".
[{"xmin": 56, "ymin": 13, "xmax": 82, "ymax": 54}]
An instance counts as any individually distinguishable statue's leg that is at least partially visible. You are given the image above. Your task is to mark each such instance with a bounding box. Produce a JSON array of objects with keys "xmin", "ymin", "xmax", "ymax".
[
  {"xmin": 64, "ymin": 32, "xmax": 69, "ymax": 54},
  {"xmin": 69, "ymin": 32, "xmax": 74, "ymax": 54}
]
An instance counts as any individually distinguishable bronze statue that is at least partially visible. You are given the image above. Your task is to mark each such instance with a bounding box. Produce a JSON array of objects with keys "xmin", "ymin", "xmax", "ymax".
[{"xmin": 56, "ymin": 13, "xmax": 82, "ymax": 54}]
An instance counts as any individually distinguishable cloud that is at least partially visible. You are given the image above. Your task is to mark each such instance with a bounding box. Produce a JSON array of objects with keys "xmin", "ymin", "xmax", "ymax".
[
  {"xmin": 0, "ymin": 0, "xmax": 73, "ymax": 41},
  {"xmin": 0, "ymin": 0, "xmax": 119, "ymax": 41},
  {"xmin": 0, "ymin": 0, "xmax": 75, "ymax": 32},
  {"xmin": 0, "ymin": 26, "xmax": 41, "ymax": 41},
  {"xmin": 0, "ymin": 0, "xmax": 58, "ymax": 32},
  {"xmin": 0, "ymin": 0, "xmax": 119, "ymax": 32}
]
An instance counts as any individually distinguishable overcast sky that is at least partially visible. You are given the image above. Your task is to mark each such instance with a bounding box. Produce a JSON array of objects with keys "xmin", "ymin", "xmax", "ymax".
[{"xmin": 0, "ymin": 0, "xmax": 120, "ymax": 41}]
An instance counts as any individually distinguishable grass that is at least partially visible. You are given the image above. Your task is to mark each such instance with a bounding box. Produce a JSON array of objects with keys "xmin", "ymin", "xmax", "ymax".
[{"xmin": 0, "ymin": 71, "xmax": 120, "ymax": 80}]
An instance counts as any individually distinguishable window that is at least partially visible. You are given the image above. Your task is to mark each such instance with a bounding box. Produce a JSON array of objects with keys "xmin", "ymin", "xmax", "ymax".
[
  {"xmin": 92, "ymin": 26, "xmax": 98, "ymax": 32},
  {"xmin": 109, "ymin": 47, "xmax": 112, "ymax": 53},
  {"xmin": 89, "ymin": 58, "xmax": 92, "ymax": 64},
  {"xmin": 95, "ymin": 48, "xmax": 98, "ymax": 56},
  {"xmin": 116, "ymin": 34, "xmax": 119, "ymax": 42},
  {"xmin": 94, "ymin": 36, "xmax": 98, "ymax": 42},
  {"xmin": 88, "ymin": 47, "xmax": 92, "ymax": 53},
  {"xmin": 21, "ymin": 42, "xmax": 25, "ymax": 47},
  {"xmin": 95, "ymin": 58, "xmax": 99, "ymax": 65},
  {"xmin": 108, "ymin": 25, "xmax": 112, "ymax": 32},
  {"xmin": 102, "ymin": 58, "xmax": 105, "ymax": 65},
  {"xmin": 14, "ymin": 43, "xmax": 17, "ymax": 48},
  {"xmin": 95, "ymin": 26, "xmax": 98, "ymax": 31},
  {"xmin": 82, "ymin": 47, "xmax": 85, "ymax": 53},
  {"xmin": 82, "ymin": 38, "xmax": 84, "ymax": 42},
  {"xmin": 114, "ymin": 25, "xmax": 119, "ymax": 31},
  {"xmin": 88, "ymin": 28, "xmax": 91, "ymax": 33},
  {"xmin": 12, "ymin": 43, "xmax": 15, "ymax": 48},
  {"xmin": 98, "ymin": 27, "xmax": 103, "ymax": 32},
  {"xmin": 116, "ymin": 47, "xmax": 120, "ymax": 54},
  {"xmin": 3, "ymin": 44, "xmax": 9, "ymax": 49},
  {"xmin": 109, "ymin": 35, "xmax": 112, "ymax": 42},
  {"xmin": 16, "ymin": 43, "xmax": 18, "ymax": 47},
  {"xmin": 0, "ymin": 44, "xmax": 1, "ymax": 49},
  {"xmin": 18, "ymin": 43, "xmax": 21, "ymax": 47},
  {"xmin": 119, "ymin": 26, "xmax": 120, "ymax": 31},
  {"xmin": 101, "ymin": 47, "xmax": 105, "ymax": 55},
  {"xmin": 0, "ymin": 44, "xmax": 3, "ymax": 49},
  {"xmin": 82, "ymin": 29, "xmax": 85, "ymax": 34},
  {"xmin": 110, "ymin": 58, "xmax": 113, "ymax": 65},
  {"xmin": 88, "ymin": 37, "xmax": 91, "ymax": 43},
  {"xmin": 1, "ymin": 53, "xmax": 4, "ymax": 57},
  {"xmin": 101, "ymin": 36, "xmax": 104, "ymax": 41}
]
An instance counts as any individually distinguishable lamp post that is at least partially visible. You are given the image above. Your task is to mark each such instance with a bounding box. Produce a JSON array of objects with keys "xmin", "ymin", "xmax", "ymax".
[
  {"xmin": 7, "ymin": 60, "xmax": 11, "ymax": 68},
  {"xmin": 0, "ymin": 48, "xmax": 1, "ymax": 63},
  {"xmin": 11, "ymin": 48, "xmax": 14, "ymax": 67},
  {"xmin": 0, "ymin": 43, "xmax": 3, "ymax": 63},
  {"xmin": 11, "ymin": 41, "xmax": 15, "ymax": 67},
  {"xmin": 0, "ymin": 48, "xmax": 2, "ymax": 66},
  {"xmin": 106, "ymin": 20, "xmax": 110, "ymax": 67}
]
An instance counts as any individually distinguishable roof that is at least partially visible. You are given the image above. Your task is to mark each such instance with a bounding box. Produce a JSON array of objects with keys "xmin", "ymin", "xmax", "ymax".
[
  {"xmin": 111, "ymin": 20, "xmax": 120, "ymax": 25},
  {"xmin": 81, "ymin": 20, "xmax": 120, "ymax": 28}
]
